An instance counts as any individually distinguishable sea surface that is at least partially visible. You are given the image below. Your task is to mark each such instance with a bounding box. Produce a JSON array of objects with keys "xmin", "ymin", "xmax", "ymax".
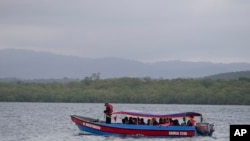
[{"xmin": 0, "ymin": 102, "xmax": 250, "ymax": 141}]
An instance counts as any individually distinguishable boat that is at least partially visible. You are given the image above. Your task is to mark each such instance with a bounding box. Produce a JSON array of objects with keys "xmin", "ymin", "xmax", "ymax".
[{"xmin": 70, "ymin": 110, "xmax": 214, "ymax": 137}]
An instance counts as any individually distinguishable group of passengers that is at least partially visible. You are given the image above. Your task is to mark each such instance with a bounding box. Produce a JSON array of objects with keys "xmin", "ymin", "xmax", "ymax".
[
  {"xmin": 121, "ymin": 116, "xmax": 196, "ymax": 126},
  {"xmin": 121, "ymin": 117, "xmax": 182, "ymax": 126},
  {"xmin": 103, "ymin": 103, "xmax": 196, "ymax": 126}
]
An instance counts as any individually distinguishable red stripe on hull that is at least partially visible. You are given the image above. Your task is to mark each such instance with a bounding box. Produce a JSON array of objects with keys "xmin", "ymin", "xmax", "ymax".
[{"xmin": 101, "ymin": 126, "xmax": 195, "ymax": 137}]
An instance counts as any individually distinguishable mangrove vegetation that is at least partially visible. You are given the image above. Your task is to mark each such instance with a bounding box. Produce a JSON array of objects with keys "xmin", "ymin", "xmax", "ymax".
[{"xmin": 1, "ymin": 76, "xmax": 250, "ymax": 105}]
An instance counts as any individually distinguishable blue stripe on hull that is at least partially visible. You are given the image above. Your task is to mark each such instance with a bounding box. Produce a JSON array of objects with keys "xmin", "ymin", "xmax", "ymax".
[
  {"xmin": 98, "ymin": 122, "xmax": 197, "ymax": 131},
  {"xmin": 76, "ymin": 124, "xmax": 199, "ymax": 137}
]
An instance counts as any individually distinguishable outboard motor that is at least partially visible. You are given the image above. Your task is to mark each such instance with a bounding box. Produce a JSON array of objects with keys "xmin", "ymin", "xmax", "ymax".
[{"xmin": 196, "ymin": 122, "xmax": 215, "ymax": 136}]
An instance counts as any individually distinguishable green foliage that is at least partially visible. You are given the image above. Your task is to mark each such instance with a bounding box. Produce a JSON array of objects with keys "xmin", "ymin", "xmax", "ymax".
[{"xmin": 1, "ymin": 77, "xmax": 250, "ymax": 105}]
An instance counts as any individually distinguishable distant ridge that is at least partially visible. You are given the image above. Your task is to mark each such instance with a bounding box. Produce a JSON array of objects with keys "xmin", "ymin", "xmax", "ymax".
[
  {"xmin": 1, "ymin": 49, "xmax": 250, "ymax": 80},
  {"xmin": 205, "ymin": 70, "xmax": 250, "ymax": 80}
]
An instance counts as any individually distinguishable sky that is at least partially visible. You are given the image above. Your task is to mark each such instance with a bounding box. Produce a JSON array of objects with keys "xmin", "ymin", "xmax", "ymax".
[{"xmin": 0, "ymin": 0, "xmax": 250, "ymax": 63}]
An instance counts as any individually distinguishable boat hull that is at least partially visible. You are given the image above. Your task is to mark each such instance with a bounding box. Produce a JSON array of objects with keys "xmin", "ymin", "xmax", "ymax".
[{"xmin": 71, "ymin": 115, "xmax": 213, "ymax": 137}]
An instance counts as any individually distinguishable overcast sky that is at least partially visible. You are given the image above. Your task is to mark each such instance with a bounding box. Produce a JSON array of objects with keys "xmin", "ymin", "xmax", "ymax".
[{"xmin": 0, "ymin": 0, "xmax": 250, "ymax": 63}]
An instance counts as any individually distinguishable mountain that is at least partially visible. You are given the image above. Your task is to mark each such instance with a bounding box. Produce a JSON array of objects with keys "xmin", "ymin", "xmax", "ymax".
[{"xmin": 1, "ymin": 49, "xmax": 250, "ymax": 80}]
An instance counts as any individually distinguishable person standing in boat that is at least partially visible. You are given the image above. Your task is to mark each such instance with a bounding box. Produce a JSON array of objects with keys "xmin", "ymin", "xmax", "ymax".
[{"xmin": 104, "ymin": 103, "xmax": 113, "ymax": 124}]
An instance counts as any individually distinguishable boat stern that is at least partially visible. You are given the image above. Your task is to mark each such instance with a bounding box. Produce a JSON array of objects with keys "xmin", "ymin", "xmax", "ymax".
[{"xmin": 196, "ymin": 122, "xmax": 215, "ymax": 136}]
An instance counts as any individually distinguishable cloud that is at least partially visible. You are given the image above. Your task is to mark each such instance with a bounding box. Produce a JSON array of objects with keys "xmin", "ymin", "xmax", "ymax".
[{"xmin": 0, "ymin": 0, "xmax": 250, "ymax": 63}]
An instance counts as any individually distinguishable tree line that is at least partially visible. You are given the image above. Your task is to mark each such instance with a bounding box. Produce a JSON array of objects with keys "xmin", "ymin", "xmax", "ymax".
[{"xmin": 1, "ymin": 77, "xmax": 250, "ymax": 105}]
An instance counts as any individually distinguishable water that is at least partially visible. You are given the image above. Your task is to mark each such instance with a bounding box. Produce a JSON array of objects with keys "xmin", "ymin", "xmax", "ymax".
[{"xmin": 0, "ymin": 103, "xmax": 250, "ymax": 141}]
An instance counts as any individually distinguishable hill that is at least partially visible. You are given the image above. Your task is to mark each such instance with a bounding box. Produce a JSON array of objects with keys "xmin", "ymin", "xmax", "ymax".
[
  {"xmin": 1, "ymin": 49, "xmax": 250, "ymax": 79},
  {"xmin": 205, "ymin": 71, "xmax": 250, "ymax": 80}
]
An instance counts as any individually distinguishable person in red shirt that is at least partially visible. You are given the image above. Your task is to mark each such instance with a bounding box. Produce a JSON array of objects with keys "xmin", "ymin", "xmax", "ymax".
[
  {"xmin": 187, "ymin": 115, "xmax": 196, "ymax": 126},
  {"xmin": 104, "ymin": 103, "xmax": 113, "ymax": 124}
]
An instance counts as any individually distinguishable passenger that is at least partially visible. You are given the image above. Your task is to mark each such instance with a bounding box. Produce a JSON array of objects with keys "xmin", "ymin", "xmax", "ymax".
[
  {"xmin": 159, "ymin": 118, "xmax": 164, "ymax": 124},
  {"xmin": 187, "ymin": 115, "xmax": 196, "ymax": 126},
  {"xmin": 147, "ymin": 119, "xmax": 153, "ymax": 125},
  {"xmin": 103, "ymin": 103, "xmax": 113, "ymax": 124},
  {"xmin": 135, "ymin": 118, "xmax": 139, "ymax": 125},
  {"xmin": 122, "ymin": 117, "xmax": 129, "ymax": 124},
  {"xmin": 138, "ymin": 118, "xmax": 141, "ymax": 125},
  {"xmin": 124, "ymin": 117, "xmax": 129, "ymax": 124},
  {"xmin": 152, "ymin": 118, "xmax": 159, "ymax": 125},
  {"xmin": 140, "ymin": 118, "xmax": 146, "ymax": 125},
  {"xmin": 129, "ymin": 117, "xmax": 133, "ymax": 124},
  {"xmin": 169, "ymin": 118, "xmax": 174, "ymax": 126},
  {"xmin": 181, "ymin": 117, "xmax": 187, "ymax": 125},
  {"xmin": 173, "ymin": 119, "xmax": 180, "ymax": 126},
  {"xmin": 137, "ymin": 117, "xmax": 141, "ymax": 124},
  {"xmin": 163, "ymin": 118, "xmax": 167, "ymax": 124},
  {"xmin": 159, "ymin": 118, "xmax": 171, "ymax": 126}
]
